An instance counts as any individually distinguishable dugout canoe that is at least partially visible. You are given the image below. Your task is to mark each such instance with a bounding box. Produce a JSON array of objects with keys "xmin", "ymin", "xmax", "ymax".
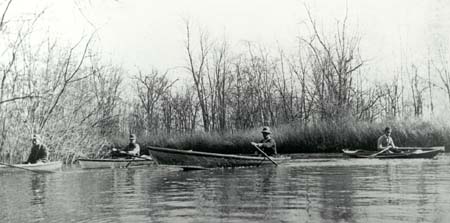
[
  {"xmin": 0, "ymin": 161, "xmax": 62, "ymax": 173},
  {"xmin": 78, "ymin": 155, "xmax": 153, "ymax": 169},
  {"xmin": 342, "ymin": 146, "xmax": 444, "ymax": 159},
  {"xmin": 146, "ymin": 146, "xmax": 290, "ymax": 170}
]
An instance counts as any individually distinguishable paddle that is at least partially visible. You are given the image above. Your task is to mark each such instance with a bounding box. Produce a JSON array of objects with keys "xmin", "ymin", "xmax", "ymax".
[
  {"xmin": 369, "ymin": 146, "xmax": 392, "ymax": 158},
  {"xmin": 118, "ymin": 151, "xmax": 153, "ymax": 168},
  {"xmin": 251, "ymin": 142, "xmax": 278, "ymax": 166},
  {"xmin": 125, "ymin": 156, "xmax": 136, "ymax": 168},
  {"xmin": 118, "ymin": 151, "xmax": 152, "ymax": 160},
  {"xmin": 0, "ymin": 162, "xmax": 54, "ymax": 174}
]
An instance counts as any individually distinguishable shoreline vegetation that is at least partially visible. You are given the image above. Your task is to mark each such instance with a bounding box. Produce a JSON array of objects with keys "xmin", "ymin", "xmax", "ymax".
[
  {"xmin": 113, "ymin": 118, "xmax": 448, "ymax": 156},
  {"xmin": 1, "ymin": 4, "xmax": 449, "ymax": 164}
]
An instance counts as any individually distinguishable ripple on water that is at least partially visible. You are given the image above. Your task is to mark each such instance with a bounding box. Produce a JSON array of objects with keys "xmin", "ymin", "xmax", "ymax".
[{"xmin": 1, "ymin": 153, "xmax": 450, "ymax": 222}]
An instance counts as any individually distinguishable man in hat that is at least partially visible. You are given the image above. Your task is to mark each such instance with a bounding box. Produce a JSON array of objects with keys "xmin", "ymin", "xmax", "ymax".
[
  {"xmin": 377, "ymin": 127, "xmax": 399, "ymax": 153},
  {"xmin": 252, "ymin": 127, "xmax": 277, "ymax": 156},
  {"xmin": 112, "ymin": 134, "xmax": 141, "ymax": 158},
  {"xmin": 24, "ymin": 134, "xmax": 48, "ymax": 164}
]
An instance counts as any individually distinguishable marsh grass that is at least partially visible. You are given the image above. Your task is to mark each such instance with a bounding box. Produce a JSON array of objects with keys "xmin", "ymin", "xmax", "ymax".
[{"xmin": 108, "ymin": 118, "xmax": 450, "ymax": 156}]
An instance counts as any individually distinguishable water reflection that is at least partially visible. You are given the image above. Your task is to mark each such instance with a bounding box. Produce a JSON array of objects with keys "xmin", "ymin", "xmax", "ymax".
[
  {"xmin": 30, "ymin": 174, "xmax": 47, "ymax": 205},
  {"xmin": 29, "ymin": 174, "xmax": 49, "ymax": 223},
  {"xmin": 317, "ymin": 166, "xmax": 355, "ymax": 223},
  {"xmin": 2, "ymin": 155, "xmax": 450, "ymax": 222}
]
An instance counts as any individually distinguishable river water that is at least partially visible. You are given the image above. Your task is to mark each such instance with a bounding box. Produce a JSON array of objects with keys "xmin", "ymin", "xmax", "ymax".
[{"xmin": 1, "ymin": 153, "xmax": 450, "ymax": 223}]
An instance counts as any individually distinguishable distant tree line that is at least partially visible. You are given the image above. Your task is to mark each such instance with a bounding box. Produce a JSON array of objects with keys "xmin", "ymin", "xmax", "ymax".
[
  {"xmin": 128, "ymin": 15, "xmax": 441, "ymax": 136},
  {"xmin": 0, "ymin": 2, "xmax": 447, "ymax": 162}
]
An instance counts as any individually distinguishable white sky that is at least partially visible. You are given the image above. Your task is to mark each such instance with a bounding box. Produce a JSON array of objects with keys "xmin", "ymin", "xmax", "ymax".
[{"xmin": 4, "ymin": 0, "xmax": 450, "ymax": 82}]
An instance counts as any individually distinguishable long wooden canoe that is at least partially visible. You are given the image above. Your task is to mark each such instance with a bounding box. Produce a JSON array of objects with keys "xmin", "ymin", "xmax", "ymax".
[
  {"xmin": 146, "ymin": 146, "xmax": 290, "ymax": 170},
  {"xmin": 342, "ymin": 146, "xmax": 444, "ymax": 159},
  {"xmin": 78, "ymin": 156, "xmax": 153, "ymax": 169},
  {"xmin": 0, "ymin": 161, "xmax": 62, "ymax": 173}
]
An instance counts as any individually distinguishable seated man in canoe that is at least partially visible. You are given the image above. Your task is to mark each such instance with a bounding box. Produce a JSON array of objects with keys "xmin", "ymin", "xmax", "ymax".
[
  {"xmin": 377, "ymin": 127, "xmax": 400, "ymax": 154},
  {"xmin": 24, "ymin": 134, "xmax": 48, "ymax": 164},
  {"xmin": 252, "ymin": 127, "xmax": 277, "ymax": 156},
  {"xmin": 112, "ymin": 134, "xmax": 141, "ymax": 158}
]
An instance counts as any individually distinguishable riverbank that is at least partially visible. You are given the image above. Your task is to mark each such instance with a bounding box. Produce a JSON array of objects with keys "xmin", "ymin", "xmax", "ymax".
[
  {"xmin": 3, "ymin": 154, "xmax": 450, "ymax": 223},
  {"xmin": 109, "ymin": 118, "xmax": 449, "ymax": 156}
]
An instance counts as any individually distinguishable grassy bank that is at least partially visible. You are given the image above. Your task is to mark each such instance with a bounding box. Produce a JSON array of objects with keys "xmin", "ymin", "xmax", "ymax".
[{"xmin": 103, "ymin": 118, "xmax": 450, "ymax": 157}]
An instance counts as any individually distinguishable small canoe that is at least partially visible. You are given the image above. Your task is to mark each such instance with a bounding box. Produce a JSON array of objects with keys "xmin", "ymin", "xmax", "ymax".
[
  {"xmin": 146, "ymin": 146, "xmax": 290, "ymax": 170},
  {"xmin": 342, "ymin": 146, "xmax": 444, "ymax": 159},
  {"xmin": 78, "ymin": 155, "xmax": 153, "ymax": 169},
  {"xmin": 0, "ymin": 161, "xmax": 62, "ymax": 173}
]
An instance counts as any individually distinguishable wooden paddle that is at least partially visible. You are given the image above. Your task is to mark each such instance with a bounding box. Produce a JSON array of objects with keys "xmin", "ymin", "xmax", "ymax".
[
  {"xmin": 119, "ymin": 151, "xmax": 153, "ymax": 168},
  {"xmin": 118, "ymin": 151, "xmax": 151, "ymax": 160},
  {"xmin": 0, "ymin": 162, "xmax": 54, "ymax": 174},
  {"xmin": 251, "ymin": 142, "xmax": 278, "ymax": 166},
  {"xmin": 125, "ymin": 156, "xmax": 136, "ymax": 168},
  {"xmin": 369, "ymin": 146, "xmax": 392, "ymax": 158}
]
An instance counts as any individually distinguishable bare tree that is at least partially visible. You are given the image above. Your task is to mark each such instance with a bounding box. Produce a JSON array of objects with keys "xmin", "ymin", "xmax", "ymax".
[
  {"xmin": 302, "ymin": 6, "xmax": 364, "ymax": 120},
  {"xmin": 135, "ymin": 69, "xmax": 176, "ymax": 135},
  {"xmin": 184, "ymin": 20, "xmax": 212, "ymax": 131},
  {"xmin": 432, "ymin": 54, "xmax": 450, "ymax": 109},
  {"xmin": 408, "ymin": 65, "xmax": 425, "ymax": 117},
  {"xmin": 38, "ymin": 34, "xmax": 94, "ymax": 131},
  {"xmin": 90, "ymin": 63, "xmax": 123, "ymax": 136}
]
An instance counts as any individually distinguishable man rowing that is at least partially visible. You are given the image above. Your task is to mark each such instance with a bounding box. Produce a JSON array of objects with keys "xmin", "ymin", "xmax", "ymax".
[
  {"xmin": 377, "ymin": 127, "xmax": 399, "ymax": 154},
  {"xmin": 252, "ymin": 127, "xmax": 277, "ymax": 156},
  {"xmin": 24, "ymin": 134, "xmax": 48, "ymax": 164},
  {"xmin": 112, "ymin": 134, "xmax": 141, "ymax": 158}
]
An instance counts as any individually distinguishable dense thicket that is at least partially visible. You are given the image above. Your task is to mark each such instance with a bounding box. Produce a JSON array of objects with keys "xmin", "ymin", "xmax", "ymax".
[{"xmin": 0, "ymin": 2, "xmax": 447, "ymax": 163}]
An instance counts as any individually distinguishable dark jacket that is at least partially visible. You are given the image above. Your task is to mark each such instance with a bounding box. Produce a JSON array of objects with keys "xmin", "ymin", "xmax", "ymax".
[
  {"xmin": 123, "ymin": 143, "xmax": 140, "ymax": 156},
  {"xmin": 112, "ymin": 143, "xmax": 141, "ymax": 158},
  {"xmin": 26, "ymin": 144, "xmax": 48, "ymax": 164},
  {"xmin": 259, "ymin": 137, "xmax": 277, "ymax": 155}
]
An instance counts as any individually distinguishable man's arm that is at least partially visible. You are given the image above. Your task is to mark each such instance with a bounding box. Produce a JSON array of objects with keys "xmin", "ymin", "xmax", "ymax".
[
  {"xmin": 260, "ymin": 139, "xmax": 276, "ymax": 149},
  {"xmin": 38, "ymin": 145, "xmax": 48, "ymax": 162},
  {"xmin": 130, "ymin": 144, "xmax": 140, "ymax": 156},
  {"xmin": 124, "ymin": 144, "xmax": 140, "ymax": 156},
  {"xmin": 389, "ymin": 138, "xmax": 397, "ymax": 148},
  {"xmin": 377, "ymin": 136, "xmax": 385, "ymax": 150}
]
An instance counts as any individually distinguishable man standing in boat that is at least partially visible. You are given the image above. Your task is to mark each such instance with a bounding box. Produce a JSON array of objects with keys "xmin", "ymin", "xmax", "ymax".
[
  {"xmin": 377, "ymin": 127, "xmax": 399, "ymax": 153},
  {"xmin": 112, "ymin": 134, "xmax": 141, "ymax": 158},
  {"xmin": 252, "ymin": 127, "xmax": 277, "ymax": 156},
  {"xmin": 24, "ymin": 134, "xmax": 48, "ymax": 164}
]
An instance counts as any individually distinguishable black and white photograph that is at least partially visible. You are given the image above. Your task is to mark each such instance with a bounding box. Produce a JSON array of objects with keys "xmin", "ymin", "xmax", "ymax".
[{"xmin": 1, "ymin": 0, "xmax": 449, "ymax": 222}]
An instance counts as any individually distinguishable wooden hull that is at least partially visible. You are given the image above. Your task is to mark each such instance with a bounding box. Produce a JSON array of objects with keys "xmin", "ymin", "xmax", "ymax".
[
  {"xmin": 0, "ymin": 161, "xmax": 62, "ymax": 172},
  {"xmin": 343, "ymin": 146, "xmax": 444, "ymax": 159},
  {"xmin": 146, "ymin": 146, "xmax": 290, "ymax": 169},
  {"xmin": 78, "ymin": 156, "xmax": 153, "ymax": 169}
]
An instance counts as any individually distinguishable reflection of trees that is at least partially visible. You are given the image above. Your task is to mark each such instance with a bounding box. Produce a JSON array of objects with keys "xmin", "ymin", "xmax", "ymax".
[
  {"xmin": 29, "ymin": 174, "xmax": 49, "ymax": 220},
  {"xmin": 64, "ymin": 169, "xmax": 117, "ymax": 220},
  {"xmin": 394, "ymin": 161, "xmax": 443, "ymax": 223},
  {"xmin": 315, "ymin": 164, "xmax": 390, "ymax": 222},
  {"xmin": 30, "ymin": 174, "xmax": 47, "ymax": 205},
  {"xmin": 317, "ymin": 166, "xmax": 356, "ymax": 223},
  {"xmin": 314, "ymin": 160, "xmax": 450, "ymax": 223},
  {"xmin": 141, "ymin": 166, "xmax": 288, "ymax": 222}
]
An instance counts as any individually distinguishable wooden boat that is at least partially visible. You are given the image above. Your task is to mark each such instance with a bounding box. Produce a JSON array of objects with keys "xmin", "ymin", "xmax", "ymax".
[
  {"xmin": 146, "ymin": 146, "xmax": 290, "ymax": 170},
  {"xmin": 78, "ymin": 155, "xmax": 153, "ymax": 169},
  {"xmin": 342, "ymin": 146, "xmax": 444, "ymax": 159},
  {"xmin": 0, "ymin": 161, "xmax": 62, "ymax": 173}
]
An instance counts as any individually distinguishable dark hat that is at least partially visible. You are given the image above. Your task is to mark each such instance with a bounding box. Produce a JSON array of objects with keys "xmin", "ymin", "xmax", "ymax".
[
  {"xmin": 32, "ymin": 134, "xmax": 39, "ymax": 140},
  {"xmin": 129, "ymin": 134, "xmax": 137, "ymax": 140},
  {"xmin": 261, "ymin": 127, "xmax": 272, "ymax": 134}
]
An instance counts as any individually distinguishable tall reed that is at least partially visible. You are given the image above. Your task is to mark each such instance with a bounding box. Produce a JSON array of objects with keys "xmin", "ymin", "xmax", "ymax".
[{"xmin": 132, "ymin": 118, "xmax": 450, "ymax": 155}]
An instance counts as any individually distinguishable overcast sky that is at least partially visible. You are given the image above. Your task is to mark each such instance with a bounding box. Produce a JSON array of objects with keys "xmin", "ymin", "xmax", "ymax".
[{"xmin": 6, "ymin": 0, "xmax": 450, "ymax": 82}]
